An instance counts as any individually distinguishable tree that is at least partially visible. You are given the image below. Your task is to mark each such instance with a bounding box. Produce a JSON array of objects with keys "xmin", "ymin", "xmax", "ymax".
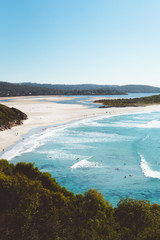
[{"xmin": 116, "ymin": 198, "xmax": 153, "ymax": 239}]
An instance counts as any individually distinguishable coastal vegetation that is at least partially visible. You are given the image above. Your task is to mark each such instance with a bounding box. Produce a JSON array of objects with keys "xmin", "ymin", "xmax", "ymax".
[
  {"xmin": 117, "ymin": 84, "xmax": 160, "ymax": 93},
  {"xmin": 1, "ymin": 81, "xmax": 160, "ymax": 97},
  {"xmin": 22, "ymin": 82, "xmax": 160, "ymax": 93},
  {"xmin": 0, "ymin": 160, "xmax": 160, "ymax": 240},
  {"xmin": 0, "ymin": 82, "xmax": 125, "ymax": 97},
  {"xmin": 95, "ymin": 94, "xmax": 160, "ymax": 108},
  {"xmin": 0, "ymin": 104, "xmax": 27, "ymax": 131}
]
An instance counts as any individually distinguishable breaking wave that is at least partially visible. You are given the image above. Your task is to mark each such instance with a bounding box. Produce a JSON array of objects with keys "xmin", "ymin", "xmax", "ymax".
[
  {"xmin": 140, "ymin": 154, "xmax": 160, "ymax": 179},
  {"xmin": 71, "ymin": 157, "xmax": 100, "ymax": 169},
  {"xmin": 137, "ymin": 120, "xmax": 160, "ymax": 128}
]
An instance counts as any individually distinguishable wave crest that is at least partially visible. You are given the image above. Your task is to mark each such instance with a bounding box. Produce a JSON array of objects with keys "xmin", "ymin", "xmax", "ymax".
[
  {"xmin": 137, "ymin": 120, "xmax": 160, "ymax": 128},
  {"xmin": 71, "ymin": 157, "xmax": 100, "ymax": 169},
  {"xmin": 140, "ymin": 154, "xmax": 160, "ymax": 179}
]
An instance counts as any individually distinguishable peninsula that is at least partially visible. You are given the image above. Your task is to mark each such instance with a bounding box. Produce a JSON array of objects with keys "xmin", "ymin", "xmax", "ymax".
[{"xmin": 95, "ymin": 94, "xmax": 160, "ymax": 108}]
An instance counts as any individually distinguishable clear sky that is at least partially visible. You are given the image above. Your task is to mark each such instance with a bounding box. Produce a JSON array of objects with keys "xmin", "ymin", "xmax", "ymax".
[{"xmin": 0, "ymin": 0, "xmax": 160, "ymax": 87}]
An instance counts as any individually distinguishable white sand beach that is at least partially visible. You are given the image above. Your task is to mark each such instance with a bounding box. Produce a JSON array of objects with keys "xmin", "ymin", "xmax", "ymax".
[{"xmin": 1, "ymin": 95, "xmax": 160, "ymax": 152}]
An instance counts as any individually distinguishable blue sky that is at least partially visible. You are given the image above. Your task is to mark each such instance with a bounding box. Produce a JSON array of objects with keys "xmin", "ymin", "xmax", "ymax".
[{"xmin": 0, "ymin": 0, "xmax": 160, "ymax": 86}]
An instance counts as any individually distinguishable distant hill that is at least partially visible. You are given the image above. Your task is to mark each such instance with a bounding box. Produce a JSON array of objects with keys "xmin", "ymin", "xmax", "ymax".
[
  {"xmin": 118, "ymin": 84, "xmax": 160, "ymax": 93},
  {"xmin": 0, "ymin": 103, "xmax": 27, "ymax": 130},
  {"xmin": 0, "ymin": 81, "xmax": 67, "ymax": 97},
  {"xmin": 21, "ymin": 82, "xmax": 118, "ymax": 90},
  {"xmin": 0, "ymin": 82, "xmax": 160, "ymax": 97},
  {"xmin": 21, "ymin": 82, "xmax": 160, "ymax": 93},
  {"xmin": 0, "ymin": 82, "xmax": 125, "ymax": 96}
]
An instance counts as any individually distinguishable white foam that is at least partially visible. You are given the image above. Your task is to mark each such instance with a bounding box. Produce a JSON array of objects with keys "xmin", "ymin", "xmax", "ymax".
[
  {"xmin": 137, "ymin": 120, "xmax": 160, "ymax": 128},
  {"xmin": 107, "ymin": 121, "xmax": 139, "ymax": 128},
  {"xmin": 75, "ymin": 131, "xmax": 121, "ymax": 138},
  {"xmin": 52, "ymin": 135, "xmax": 131, "ymax": 144},
  {"xmin": 3, "ymin": 109, "xmax": 160, "ymax": 161},
  {"xmin": 1, "ymin": 125, "xmax": 68, "ymax": 160},
  {"xmin": 37, "ymin": 126, "xmax": 67, "ymax": 142},
  {"xmin": 71, "ymin": 157, "xmax": 100, "ymax": 169},
  {"xmin": 1, "ymin": 133, "xmax": 44, "ymax": 160},
  {"xmin": 36, "ymin": 149, "xmax": 84, "ymax": 160},
  {"xmin": 63, "ymin": 144, "xmax": 95, "ymax": 150},
  {"xmin": 140, "ymin": 154, "xmax": 160, "ymax": 179},
  {"xmin": 142, "ymin": 134, "xmax": 149, "ymax": 142}
]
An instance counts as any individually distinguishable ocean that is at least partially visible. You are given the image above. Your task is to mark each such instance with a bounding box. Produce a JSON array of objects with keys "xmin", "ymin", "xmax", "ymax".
[{"xmin": 1, "ymin": 93, "xmax": 160, "ymax": 206}]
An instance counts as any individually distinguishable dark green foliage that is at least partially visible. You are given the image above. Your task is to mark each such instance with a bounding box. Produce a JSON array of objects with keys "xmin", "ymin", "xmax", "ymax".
[
  {"xmin": 95, "ymin": 94, "xmax": 160, "ymax": 107},
  {"xmin": 15, "ymin": 162, "xmax": 40, "ymax": 180},
  {"xmin": 0, "ymin": 160, "xmax": 160, "ymax": 240},
  {"xmin": 0, "ymin": 103, "xmax": 27, "ymax": 130},
  {"xmin": 23, "ymin": 82, "xmax": 160, "ymax": 93},
  {"xmin": 1, "ymin": 81, "xmax": 160, "ymax": 97},
  {"xmin": 22, "ymin": 82, "xmax": 119, "ymax": 90},
  {"xmin": 2, "ymin": 81, "xmax": 160, "ymax": 97},
  {"xmin": 0, "ymin": 81, "xmax": 126, "ymax": 96},
  {"xmin": 118, "ymin": 84, "xmax": 160, "ymax": 93},
  {"xmin": 0, "ymin": 81, "xmax": 66, "ymax": 97},
  {"xmin": 0, "ymin": 159, "xmax": 14, "ymax": 175},
  {"xmin": 116, "ymin": 198, "xmax": 153, "ymax": 239}
]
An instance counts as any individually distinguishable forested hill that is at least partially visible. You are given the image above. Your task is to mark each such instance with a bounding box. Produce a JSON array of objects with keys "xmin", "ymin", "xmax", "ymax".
[
  {"xmin": 21, "ymin": 82, "xmax": 119, "ymax": 90},
  {"xmin": 22, "ymin": 82, "xmax": 160, "ymax": 93},
  {"xmin": 0, "ymin": 104, "xmax": 27, "ymax": 130},
  {"xmin": 0, "ymin": 81, "xmax": 67, "ymax": 96},
  {"xmin": 1, "ymin": 81, "xmax": 160, "ymax": 96},
  {"xmin": 0, "ymin": 160, "xmax": 160, "ymax": 240},
  {"xmin": 118, "ymin": 84, "xmax": 160, "ymax": 93},
  {"xmin": 1, "ymin": 81, "xmax": 160, "ymax": 97},
  {"xmin": 0, "ymin": 82, "xmax": 125, "ymax": 96}
]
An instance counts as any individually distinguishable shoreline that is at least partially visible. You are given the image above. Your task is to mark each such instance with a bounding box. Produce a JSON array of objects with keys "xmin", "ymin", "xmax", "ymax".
[{"xmin": 1, "ymin": 95, "xmax": 160, "ymax": 153}]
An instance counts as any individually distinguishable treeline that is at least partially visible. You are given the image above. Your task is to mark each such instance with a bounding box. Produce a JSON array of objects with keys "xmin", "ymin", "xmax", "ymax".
[
  {"xmin": 95, "ymin": 94, "xmax": 160, "ymax": 108},
  {"xmin": 1, "ymin": 81, "xmax": 160, "ymax": 97},
  {"xmin": 118, "ymin": 84, "xmax": 160, "ymax": 93},
  {"xmin": 0, "ymin": 82, "xmax": 125, "ymax": 97},
  {"xmin": 22, "ymin": 82, "xmax": 160, "ymax": 93},
  {"xmin": 0, "ymin": 160, "xmax": 160, "ymax": 240},
  {"xmin": 0, "ymin": 81, "xmax": 68, "ymax": 96},
  {"xmin": 0, "ymin": 104, "xmax": 27, "ymax": 130}
]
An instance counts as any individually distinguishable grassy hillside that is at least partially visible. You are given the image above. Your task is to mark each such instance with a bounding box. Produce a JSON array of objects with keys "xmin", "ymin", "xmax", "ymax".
[
  {"xmin": 0, "ymin": 160, "xmax": 160, "ymax": 240},
  {"xmin": 0, "ymin": 104, "xmax": 27, "ymax": 130},
  {"xmin": 95, "ymin": 94, "xmax": 160, "ymax": 108}
]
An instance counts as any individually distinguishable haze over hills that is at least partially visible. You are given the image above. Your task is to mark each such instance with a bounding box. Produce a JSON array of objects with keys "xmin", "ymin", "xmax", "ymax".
[
  {"xmin": 21, "ymin": 82, "xmax": 119, "ymax": 90},
  {"xmin": 118, "ymin": 85, "xmax": 160, "ymax": 93},
  {"xmin": 22, "ymin": 82, "xmax": 160, "ymax": 93},
  {"xmin": 0, "ymin": 81, "xmax": 160, "ymax": 97},
  {"xmin": 0, "ymin": 81, "xmax": 125, "ymax": 96},
  {"xmin": 0, "ymin": 81, "xmax": 65, "ymax": 97}
]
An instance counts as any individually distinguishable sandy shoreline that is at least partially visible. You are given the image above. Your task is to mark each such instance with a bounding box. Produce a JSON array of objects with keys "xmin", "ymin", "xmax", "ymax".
[{"xmin": 1, "ymin": 95, "xmax": 160, "ymax": 153}]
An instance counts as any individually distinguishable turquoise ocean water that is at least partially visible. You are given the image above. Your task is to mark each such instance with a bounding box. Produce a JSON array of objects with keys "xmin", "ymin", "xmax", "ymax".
[{"xmin": 1, "ymin": 93, "xmax": 160, "ymax": 206}]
